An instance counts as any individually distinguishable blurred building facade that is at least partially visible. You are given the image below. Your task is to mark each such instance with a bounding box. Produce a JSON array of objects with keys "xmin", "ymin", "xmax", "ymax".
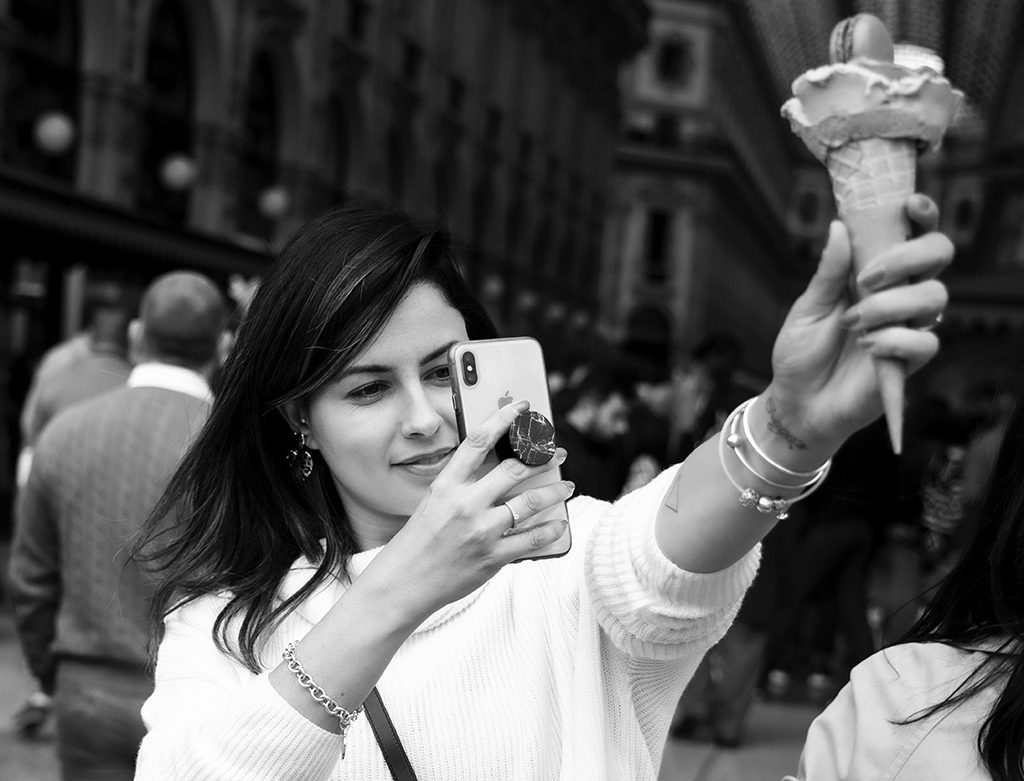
[
  {"xmin": 0, "ymin": 0, "xmax": 648, "ymax": 535},
  {"xmin": 604, "ymin": 0, "xmax": 813, "ymax": 379},
  {"xmin": 605, "ymin": 0, "xmax": 1024, "ymax": 396}
]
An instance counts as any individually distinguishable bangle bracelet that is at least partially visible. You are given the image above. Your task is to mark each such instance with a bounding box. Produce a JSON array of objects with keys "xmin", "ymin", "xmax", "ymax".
[
  {"xmin": 726, "ymin": 398, "xmax": 830, "ymax": 489},
  {"xmin": 740, "ymin": 397, "xmax": 824, "ymax": 480},
  {"xmin": 718, "ymin": 401, "xmax": 831, "ymax": 520},
  {"xmin": 726, "ymin": 403, "xmax": 810, "ymax": 491},
  {"xmin": 283, "ymin": 641, "xmax": 363, "ymax": 756}
]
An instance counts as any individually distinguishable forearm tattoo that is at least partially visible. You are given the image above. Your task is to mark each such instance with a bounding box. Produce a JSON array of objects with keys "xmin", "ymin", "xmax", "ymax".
[
  {"xmin": 664, "ymin": 468, "xmax": 683, "ymax": 512},
  {"xmin": 765, "ymin": 396, "xmax": 807, "ymax": 450}
]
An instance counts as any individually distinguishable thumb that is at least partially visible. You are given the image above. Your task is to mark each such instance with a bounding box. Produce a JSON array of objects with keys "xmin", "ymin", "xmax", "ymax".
[{"xmin": 797, "ymin": 220, "xmax": 853, "ymax": 316}]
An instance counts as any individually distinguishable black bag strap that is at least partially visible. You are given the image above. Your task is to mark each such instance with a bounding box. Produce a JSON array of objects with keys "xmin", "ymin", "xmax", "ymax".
[{"xmin": 365, "ymin": 686, "xmax": 419, "ymax": 781}]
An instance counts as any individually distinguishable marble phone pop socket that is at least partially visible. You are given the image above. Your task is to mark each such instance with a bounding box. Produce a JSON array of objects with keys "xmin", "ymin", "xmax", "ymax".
[{"xmin": 509, "ymin": 410, "xmax": 557, "ymax": 466}]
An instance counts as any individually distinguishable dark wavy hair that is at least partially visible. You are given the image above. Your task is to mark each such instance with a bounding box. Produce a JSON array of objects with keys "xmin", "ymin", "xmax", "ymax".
[
  {"xmin": 135, "ymin": 199, "xmax": 497, "ymax": 672},
  {"xmin": 898, "ymin": 375, "xmax": 1024, "ymax": 781}
]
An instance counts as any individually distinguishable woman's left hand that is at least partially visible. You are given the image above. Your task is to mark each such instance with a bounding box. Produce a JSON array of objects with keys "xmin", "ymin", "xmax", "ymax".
[{"xmin": 763, "ymin": 194, "xmax": 953, "ymax": 462}]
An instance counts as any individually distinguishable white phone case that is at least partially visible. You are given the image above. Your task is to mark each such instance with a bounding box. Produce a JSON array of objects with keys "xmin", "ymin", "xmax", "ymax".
[{"xmin": 448, "ymin": 337, "xmax": 571, "ymax": 561}]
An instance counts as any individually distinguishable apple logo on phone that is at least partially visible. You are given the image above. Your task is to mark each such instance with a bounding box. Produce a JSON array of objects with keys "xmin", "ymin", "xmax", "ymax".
[{"xmin": 495, "ymin": 391, "xmax": 515, "ymax": 461}]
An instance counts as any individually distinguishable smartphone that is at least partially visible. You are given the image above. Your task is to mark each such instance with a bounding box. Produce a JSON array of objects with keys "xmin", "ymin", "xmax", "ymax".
[{"xmin": 448, "ymin": 337, "xmax": 571, "ymax": 561}]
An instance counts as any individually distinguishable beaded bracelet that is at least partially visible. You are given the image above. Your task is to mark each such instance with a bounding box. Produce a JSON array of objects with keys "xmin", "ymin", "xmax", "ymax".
[
  {"xmin": 283, "ymin": 641, "xmax": 363, "ymax": 756},
  {"xmin": 718, "ymin": 398, "xmax": 831, "ymax": 520}
]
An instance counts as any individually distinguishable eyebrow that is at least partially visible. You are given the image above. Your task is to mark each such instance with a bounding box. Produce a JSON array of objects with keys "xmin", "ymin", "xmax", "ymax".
[{"xmin": 341, "ymin": 340, "xmax": 458, "ymax": 378}]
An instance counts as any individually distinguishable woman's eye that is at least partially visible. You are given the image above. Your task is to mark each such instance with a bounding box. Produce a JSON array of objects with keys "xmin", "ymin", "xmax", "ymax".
[
  {"xmin": 349, "ymin": 381, "xmax": 388, "ymax": 400},
  {"xmin": 427, "ymin": 365, "xmax": 451, "ymax": 383}
]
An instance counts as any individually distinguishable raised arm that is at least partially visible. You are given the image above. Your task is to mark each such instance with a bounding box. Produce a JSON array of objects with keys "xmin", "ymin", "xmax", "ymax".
[{"xmin": 656, "ymin": 196, "xmax": 952, "ymax": 573}]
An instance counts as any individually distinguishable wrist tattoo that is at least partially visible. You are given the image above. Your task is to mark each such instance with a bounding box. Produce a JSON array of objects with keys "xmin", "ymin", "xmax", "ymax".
[{"xmin": 766, "ymin": 397, "xmax": 807, "ymax": 451}]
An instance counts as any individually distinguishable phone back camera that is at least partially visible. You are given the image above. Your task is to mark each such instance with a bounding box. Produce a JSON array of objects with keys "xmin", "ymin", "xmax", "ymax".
[{"xmin": 461, "ymin": 351, "xmax": 478, "ymax": 386}]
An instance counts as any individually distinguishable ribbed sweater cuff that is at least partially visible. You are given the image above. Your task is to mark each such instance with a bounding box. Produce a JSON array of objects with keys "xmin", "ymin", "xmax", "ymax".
[{"xmin": 586, "ymin": 464, "xmax": 761, "ymax": 660}]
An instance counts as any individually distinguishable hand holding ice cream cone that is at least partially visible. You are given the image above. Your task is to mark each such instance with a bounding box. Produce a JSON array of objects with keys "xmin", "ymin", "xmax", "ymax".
[{"xmin": 781, "ymin": 14, "xmax": 962, "ymax": 452}]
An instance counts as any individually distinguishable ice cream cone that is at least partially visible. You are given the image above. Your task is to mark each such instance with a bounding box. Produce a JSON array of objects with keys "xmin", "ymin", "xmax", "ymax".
[
  {"xmin": 827, "ymin": 136, "xmax": 916, "ymax": 452},
  {"xmin": 781, "ymin": 13, "xmax": 961, "ymax": 453}
]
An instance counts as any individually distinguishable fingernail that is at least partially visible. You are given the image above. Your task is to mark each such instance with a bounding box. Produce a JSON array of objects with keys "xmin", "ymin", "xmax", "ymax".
[
  {"xmin": 910, "ymin": 193, "xmax": 930, "ymax": 212},
  {"xmin": 562, "ymin": 480, "xmax": 575, "ymax": 494},
  {"xmin": 856, "ymin": 335, "xmax": 875, "ymax": 349},
  {"xmin": 857, "ymin": 267, "xmax": 885, "ymax": 289},
  {"xmin": 554, "ymin": 448, "xmax": 567, "ymax": 463},
  {"xmin": 513, "ymin": 400, "xmax": 530, "ymax": 412},
  {"xmin": 838, "ymin": 307, "xmax": 861, "ymax": 329}
]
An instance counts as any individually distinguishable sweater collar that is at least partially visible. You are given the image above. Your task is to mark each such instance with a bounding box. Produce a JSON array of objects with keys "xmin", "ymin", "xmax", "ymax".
[{"xmin": 281, "ymin": 545, "xmax": 487, "ymax": 633}]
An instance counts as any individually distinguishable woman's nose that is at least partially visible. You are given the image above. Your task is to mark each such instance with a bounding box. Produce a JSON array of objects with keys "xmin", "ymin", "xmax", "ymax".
[{"xmin": 401, "ymin": 386, "xmax": 444, "ymax": 437}]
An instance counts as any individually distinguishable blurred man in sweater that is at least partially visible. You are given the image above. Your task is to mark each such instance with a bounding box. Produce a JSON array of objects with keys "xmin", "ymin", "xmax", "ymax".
[{"xmin": 8, "ymin": 271, "xmax": 229, "ymax": 780}]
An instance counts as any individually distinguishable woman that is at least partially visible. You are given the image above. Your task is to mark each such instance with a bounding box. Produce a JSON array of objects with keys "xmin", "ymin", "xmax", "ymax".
[
  {"xmin": 787, "ymin": 379, "xmax": 1024, "ymax": 781},
  {"xmin": 134, "ymin": 197, "xmax": 950, "ymax": 780}
]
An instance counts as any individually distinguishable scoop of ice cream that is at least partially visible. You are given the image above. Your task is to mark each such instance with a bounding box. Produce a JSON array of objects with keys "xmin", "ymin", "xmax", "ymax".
[{"xmin": 781, "ymin": 61, "xmax": 963, "ymax": 162}]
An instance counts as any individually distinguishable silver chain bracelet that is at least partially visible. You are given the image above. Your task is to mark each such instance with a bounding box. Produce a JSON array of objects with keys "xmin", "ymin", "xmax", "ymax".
[{"xmin": 283, "ymin": 641, "xmax": 363, "ymax": 754}]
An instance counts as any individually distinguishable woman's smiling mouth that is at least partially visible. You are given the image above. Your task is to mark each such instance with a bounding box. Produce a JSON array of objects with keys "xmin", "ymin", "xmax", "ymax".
[{"xmin": 395, "ymin": 447, "xmax": 456, "ymax": 477}]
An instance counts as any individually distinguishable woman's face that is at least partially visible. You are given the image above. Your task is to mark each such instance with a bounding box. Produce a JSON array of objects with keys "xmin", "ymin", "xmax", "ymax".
[{"xmin": 303, "ymin": 283, "xmax": 469, "ymax": 547}]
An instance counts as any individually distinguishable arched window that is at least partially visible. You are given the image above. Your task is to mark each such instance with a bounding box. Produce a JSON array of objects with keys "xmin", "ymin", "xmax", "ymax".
[
  {"xmin": 644, "ymin": 209, "xmax": 672, "ymax": 283},
  {"xmin": 2, "ymin": 0, "xmax": 79, "ymax": 180},
  {"xmin": 137, "ymin": 0, "xmax": 194, "ymax": 225},
  {"xmin": 238, "ymin": 51, "xmax": 280, "ymax": 237}
]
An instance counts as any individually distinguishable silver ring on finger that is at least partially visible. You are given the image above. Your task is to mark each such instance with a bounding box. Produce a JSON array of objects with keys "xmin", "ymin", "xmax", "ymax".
[
  {"xmin": 920, "ymin": 311, "xmax": 944, "ymax": 332},
  {"xmin": 503, "ymin": 500, "xmax": 520, "ymax": 529}
]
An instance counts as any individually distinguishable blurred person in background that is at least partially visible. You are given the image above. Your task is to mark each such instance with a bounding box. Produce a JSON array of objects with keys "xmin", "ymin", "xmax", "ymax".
[
  {"xmin": 552, "ymin": 364, "xmax": 634, "ymax": 500},
  {"xmin": 869, "ymin": 394, "xmax": 970, "ymax": 644},
  {"xmin": 8, "ymin": 301, "xmax": 132, "ymax": 739},
  {"xmin": 7, "ymin": 271, "xmax": 229, "ymax": 781},
  {"xmin": 16, "ymin": 303, "xmax": 132, "ymax": 486},
  {"xmin": 24, "ymin": 303, "xmax": 132, "ymax": 447},
  {"xmin": 669, "ymin": 333, "xmax": 745, "ymax": 461},
  {"xmin": 619, "ymin": 367, "xmax": 674, "ymax": 495},
  {"xmin": 672, "ymin": 513, "xmax": 800, "ymax": 747},
  {"xmin": 763, "ymin": 417, "xmax": 917, "ymax": 696},
  {"xmin": 786, "ymin": 373, "xmax": 1024, "ymax": 781},
  {"xmin": 958, "ymin": 386, "xmax": 1014, "ymax": 547}
]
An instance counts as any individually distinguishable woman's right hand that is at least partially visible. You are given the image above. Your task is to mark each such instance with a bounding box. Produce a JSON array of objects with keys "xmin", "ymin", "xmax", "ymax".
[{"xmin": 372, "ymin": 400, "xmax": 574, "ymax": 619}]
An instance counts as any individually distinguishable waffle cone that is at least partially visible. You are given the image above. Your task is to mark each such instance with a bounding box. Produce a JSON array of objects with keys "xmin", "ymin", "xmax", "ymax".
[
  {"xmin": 826, "ymin": 137, "xmax": 917, "ymax": 219},
  {"xmin": 826, "ymin": 136, "xmax": 918, "ymax": 453}
]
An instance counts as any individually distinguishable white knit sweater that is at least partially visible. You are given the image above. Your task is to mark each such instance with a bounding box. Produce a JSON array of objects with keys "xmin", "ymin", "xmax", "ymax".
[{"xmin": 135, "ymin": 465, "xmax": 760, "ymax": 780}]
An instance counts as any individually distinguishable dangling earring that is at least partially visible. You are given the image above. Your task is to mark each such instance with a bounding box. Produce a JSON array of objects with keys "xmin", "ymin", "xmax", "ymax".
[{"xmin": 286, "ymin": 425, "xmax": 314, "ymax": 481}]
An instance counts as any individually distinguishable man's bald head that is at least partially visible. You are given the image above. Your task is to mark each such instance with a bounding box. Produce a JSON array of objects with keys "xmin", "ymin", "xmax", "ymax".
[{"xmin": 134, "ymin": 271, "xmax": 228, "ymax": 369}]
